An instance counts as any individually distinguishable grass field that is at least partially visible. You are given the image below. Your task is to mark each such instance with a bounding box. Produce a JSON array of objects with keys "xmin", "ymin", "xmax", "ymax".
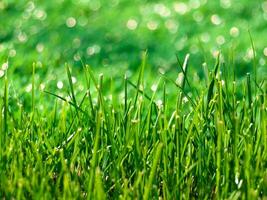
[{"xmin": 0, "ymin": 0, "xmax": 267, "ymax": 199}]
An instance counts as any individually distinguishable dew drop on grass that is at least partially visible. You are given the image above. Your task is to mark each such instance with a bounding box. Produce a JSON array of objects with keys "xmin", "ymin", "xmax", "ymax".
[
  {"xmin": 230, "ymin": 27, "xmax": 239, "ymax": 37},
  {"xmin": 220, "ymin": 0, "xmax": 231, "ymax": 9},
  {"xmin": 36, "ymin": 43, "xmax": 44, "ymax": 53},
  {"xmin": 40, "ymin": 83, "xmax": 46, "ymax": 91},
  {"xmin": 126, "ymin": 19, "xmax": 138, "ymax": 30},
  {"xmin": 73, "ymin": 53, "xmax": 81, "ymax": 61},
  {"xmin": 176, "ymin": 72, "xmax": 183, "ymax": 86},
  {"xmin": 216, "ymin": 35, "xmax": 225, "ymax": 45},
  {"xmin": 211, "ymin": 49, "xmax": 220, "ymax": 58},
  {"xmin": 25, "ymin": 84, "xmax": 32, "ymax": 92},
  {"xmin": 210, "ymin": 14, "xmax": 222, "ymax": 25},
  {"xmin": 154, "ymin": 3, "xmax": 171, "ymax": 17},
  {"xmin": 87, "ymin": 45, "xmax": 101, "ymax": 56},
  {"xmin": 57, "ymin": 81, "xmax": 64, "ymax": 89},
  {"xmin": 151, "ymin": 84, "xmax": 158, "ymax": 92},
  {"xmin": 263, "ymin": 47, "xmax": 267, "ymax": 56},
  {"xmin": 173, "ymin": 2, "xmax": 188, "ymax": 15},
  {"xmin": 66, "ymin": 17, "xmax": 76, "ymax": 28},
  {"xmin": 182, "ymin": 97, "xmax": 189, "ymax": 104},
  {"xmin": 9, "ymin": 49, "xmax": 16, "ymax": 57},
  {"xmin": 71, "ymin": 76, "xmax": 77, "ymax": 84},
  {"xmin": 2, "ymin": 62, "xmax": 8, "ymax": 70},
  {"xmin": 39, "ymin": 105, "xmax": 44, "ymax": 111},
  {"xmin": 147, "ymin": 21, "xmax": 159, "ymax": 31},
  {"xmin": 0, "ymin": 70, "xmax": 4, "ymax": 78},
  {"xmin": 34, "ymin": 9, "xmax": 47, "ymax": 20},
  {"xmin": 245, "ymin": 48, "xmax": 254, "ymax": 61},
  {"xmin": 158, "ymin": 67, "xmax": 165, "ymax": 74},
  {"xmin": 165, "ymin": 19, "xmax": 178, "ymax": 33},
  {"xmin": 66, "ymin": 95, "xmax": 71, "ymax": 102},
  {"xmin": 18, "ymin": 32, "xmax": 28, "ymax": 43}
]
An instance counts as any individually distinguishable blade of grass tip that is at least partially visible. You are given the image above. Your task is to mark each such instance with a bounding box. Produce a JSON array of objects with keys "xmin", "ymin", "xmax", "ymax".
[
  {"xmin": 248, "ymin": 29, "xmax": 257, "ymax": 91},
  {"xmin": 83, "ymin": 65, "xmax": 95, "ymax": 117},
  {"xmin": 177, "ymin": 54, "xmax": 200, "ymax": 108},
  {"xmin": 133, "ymin": 51, "xmax": 147, "ymax": 109},
  {"xmin": 66, "ymin": 64, "xmax": 79, "ymax": 118},
  {"xmin": 176, "ymin": 53, "xmax": 190, "ymax": 90},
  {"xmin": 246, "ymin": 73, "xmax": 254, "ymax": 126},
  {"xmin": 96, "ymin": 73, "xmax": 112, "ymax": 138},
  {"xmin": 176, "ymin": 54, "xmax": 197, "ymax": 101},
  {"xmin": 143, "ymin": 143, "xmax": 163, "ymax": 200},
  {"xmin": 163, "ymin": 81, "xmax": 166, "ymax": 114},
  {"xmin": 97, "ymin": 73, "xmax": 104, "ymax": 110},
  {"xmin": 206, "ymin": 53, "xmax": 220, "ymax": 115},
  {"xmin": 159, "ymin": 73, "xmax": 196, "ymax": 108},
  {"xmin": 85, "ymin": 64, "xmax": 99, "ymax": 90},
  {"xmin": 51, "ymin": 100, "xmax": 58, "ymax": 136},
  {"xmin": 142, "ymin": 77, "xmax": 162, "ymax": 136},
  {"xmin": 246, "ymin": 73, "xmax": 252, "ymax": 109},
  {"xmin": 202, "ymin": 62, "xmax": 209, "ymax": 86}
]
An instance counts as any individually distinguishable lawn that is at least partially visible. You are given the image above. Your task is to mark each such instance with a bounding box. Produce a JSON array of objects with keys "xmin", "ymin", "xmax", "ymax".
[{"xmin": 0, "ymin": 0, "xmax": 267, "ymax": 199}]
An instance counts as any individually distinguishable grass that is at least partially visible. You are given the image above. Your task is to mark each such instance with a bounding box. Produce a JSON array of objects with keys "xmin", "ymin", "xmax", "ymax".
[
  {"xmin": 1, "ymin": 1, "xmax": 267, "ymax": 199},
  {"xmin": 0, "ymin": 52, "xmax": 266, "ymax": 199}
]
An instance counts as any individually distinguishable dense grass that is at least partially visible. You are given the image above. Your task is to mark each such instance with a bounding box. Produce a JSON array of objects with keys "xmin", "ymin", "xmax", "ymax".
[
  {"xmin": 0, "ymin": 53, "xmax": 266, "ymax": 199},
  {"xmin": 1, "ymin": 1, "xmax": 266, "ymax": 199},
  {"xmin": 1, "ymin": 0, "xmax": 267, "ymax": 71}
]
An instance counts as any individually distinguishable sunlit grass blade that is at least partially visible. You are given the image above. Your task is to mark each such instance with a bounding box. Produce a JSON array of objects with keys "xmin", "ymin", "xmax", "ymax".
[
  {"xmin": 143, "ymin": 143, "xmax": 163, "ymax": 200},
  {"xmin": 206, "ymin": 53, "xmax": 220, "ymax": 114},
  {"xmin": 133, "ymin": 51, "xmax": 147, "ymax": 109}
]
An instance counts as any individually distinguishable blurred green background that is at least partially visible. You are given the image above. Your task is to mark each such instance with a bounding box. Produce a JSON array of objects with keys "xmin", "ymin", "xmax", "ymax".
[{"xmin": 0, "ymin": 0, "xmax": 266, "ymax": 76}]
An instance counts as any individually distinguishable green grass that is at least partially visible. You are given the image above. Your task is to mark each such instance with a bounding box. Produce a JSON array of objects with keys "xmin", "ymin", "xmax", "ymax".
[
  {"xmin": 0, "ymin": 1, "xmax": 267, "ymax": 198},
  {"xmin": 0, "ymin": 53, "xmax": 266, "ymax": 199},
  {"xmin": 1, "ymin": 0, "xmax": 267, "ymax": 73}
]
